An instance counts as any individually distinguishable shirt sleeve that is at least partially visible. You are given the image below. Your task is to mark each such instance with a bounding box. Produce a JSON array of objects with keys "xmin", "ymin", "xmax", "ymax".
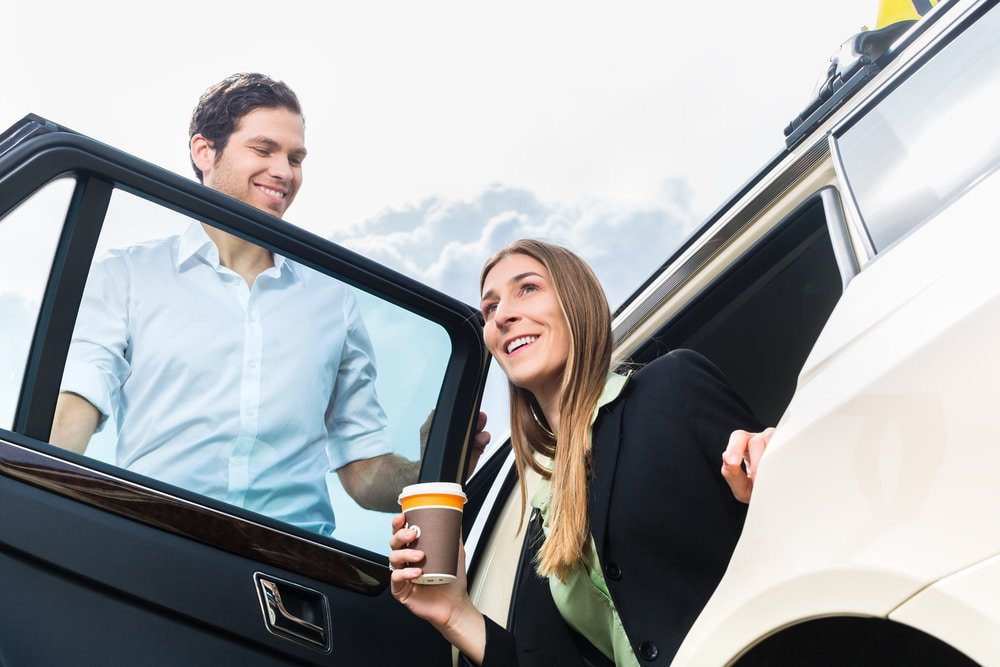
[
  {"xmin": 60, "ymin": 250, "xmax": 133, "ymax": 430},
  {"xmin": 324, "ymin": 289, "xmax": 392, "ymax": 470}
]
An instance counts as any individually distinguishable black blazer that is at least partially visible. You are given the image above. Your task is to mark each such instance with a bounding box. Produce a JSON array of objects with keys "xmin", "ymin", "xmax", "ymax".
[{"xmin": 476, "ymin": 349, "xmax": 763, "ymax": 666}]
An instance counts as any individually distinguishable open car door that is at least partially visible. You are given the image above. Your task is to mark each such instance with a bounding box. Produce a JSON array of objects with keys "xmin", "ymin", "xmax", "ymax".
[{"xmin": 0, "ymin": 115, "xmax": 490, "ymax": 665}]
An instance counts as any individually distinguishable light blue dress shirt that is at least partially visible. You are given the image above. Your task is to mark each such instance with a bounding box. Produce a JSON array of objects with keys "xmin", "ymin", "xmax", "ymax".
[{"xmin": 62, "ymin": 223, "xmax": 391, "ymax": 535}]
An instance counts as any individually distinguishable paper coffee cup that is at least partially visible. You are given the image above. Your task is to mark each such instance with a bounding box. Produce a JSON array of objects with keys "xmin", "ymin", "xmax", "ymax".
[{"xmin": 398, "ymin": 482, "xmax": 467, "ymax": 585}]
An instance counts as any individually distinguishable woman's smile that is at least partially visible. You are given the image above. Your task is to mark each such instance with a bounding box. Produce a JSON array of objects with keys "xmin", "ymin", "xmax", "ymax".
[{"xmin": 505, "ymin": 335, "xmax": 539, "ymax": 355}]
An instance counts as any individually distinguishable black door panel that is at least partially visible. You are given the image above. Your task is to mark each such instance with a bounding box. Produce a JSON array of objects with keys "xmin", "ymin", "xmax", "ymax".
[{"xmin": 1, "ymin": 441, "xmax": 453, "ymax": 664}]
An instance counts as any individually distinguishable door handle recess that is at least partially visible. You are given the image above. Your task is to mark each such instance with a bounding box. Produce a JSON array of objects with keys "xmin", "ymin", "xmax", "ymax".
[{"xmin": 254, "ymin": 572, "xmax": 331, "ymax": 651}]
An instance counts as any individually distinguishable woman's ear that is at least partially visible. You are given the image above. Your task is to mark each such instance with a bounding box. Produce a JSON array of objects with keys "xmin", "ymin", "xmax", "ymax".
[{"xmin": 190, "ymin": 134, "xmax": 216, "ymax": 177}]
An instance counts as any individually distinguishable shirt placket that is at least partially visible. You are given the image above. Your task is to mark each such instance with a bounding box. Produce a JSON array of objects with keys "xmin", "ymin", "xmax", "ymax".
[{"xmin": 225, "ymin": 275, "xmax": 263, "ymax": 506}]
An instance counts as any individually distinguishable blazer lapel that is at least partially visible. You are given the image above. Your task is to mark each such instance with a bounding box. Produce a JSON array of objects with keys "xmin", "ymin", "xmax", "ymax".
[{"xmin": 588, "ymin": 396, "xmax": 626, "ymax": 556}]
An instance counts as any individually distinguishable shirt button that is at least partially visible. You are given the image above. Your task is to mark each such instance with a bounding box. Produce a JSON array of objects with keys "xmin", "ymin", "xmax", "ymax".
[
  {"xmin": 248, "ymin": 360, "xmax": 258, "ymax": 368},
  {"xmin": 606, "ymin": 561, "xmax": 622, "ymax": 581},
  {"xmin": 639, "ymin": 641, "xmax": 659, "ymax": 661},
  {"xmin": 232, "ymin": 457, "xmax": 246, "ymax": 466},
  {"xmin": 246, "ymin": 408, "xmax": 256, "ymax": 417}
]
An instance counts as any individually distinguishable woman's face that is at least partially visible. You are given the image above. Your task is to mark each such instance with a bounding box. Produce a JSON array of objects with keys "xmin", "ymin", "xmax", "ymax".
[{"xmin": 480, "ymin": 253, "xmax": 571, "ymax": 403}]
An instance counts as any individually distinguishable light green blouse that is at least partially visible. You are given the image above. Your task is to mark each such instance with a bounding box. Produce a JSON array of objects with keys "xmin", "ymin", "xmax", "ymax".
[{"xmin": 530, "ymin": 371, "xmax": 640, "ymax": 667}]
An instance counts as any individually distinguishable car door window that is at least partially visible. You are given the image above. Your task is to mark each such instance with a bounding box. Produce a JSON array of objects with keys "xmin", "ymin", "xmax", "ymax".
[
  {"xmin": 46, "ymin": 187, "xmax": 454, "ymax": 555},
  {"xmin": 0, "ymin": 178, "xmax": 75, "ymax": 427}
]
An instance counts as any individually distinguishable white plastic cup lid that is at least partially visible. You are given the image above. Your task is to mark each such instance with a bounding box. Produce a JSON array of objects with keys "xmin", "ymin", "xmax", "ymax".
[{"xmin": 398, "ymin": 482, "xmax": 467, "ymax": 506}]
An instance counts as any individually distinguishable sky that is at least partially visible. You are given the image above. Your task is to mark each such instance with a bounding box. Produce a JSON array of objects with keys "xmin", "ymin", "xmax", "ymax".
[
  {"xmin": 1, "ymin": 0, "xmax": 879, "ymax": 550},
  {"xmin": 3, "ymin": 0, "xmax": 877, "ymax": 305}
]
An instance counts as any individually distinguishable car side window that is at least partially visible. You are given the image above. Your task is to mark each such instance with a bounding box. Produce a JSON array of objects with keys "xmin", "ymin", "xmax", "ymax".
[
  {"xmin": 44, "ymin": 187, "xmax": 451, "ymax": 555},
  {"xmin": 835, "ymin": 3, "xmax": 1000, "ymax": 253},
  {"xmin": 0, "ymin": 178, "xmax": 75, "ymax": 427}
]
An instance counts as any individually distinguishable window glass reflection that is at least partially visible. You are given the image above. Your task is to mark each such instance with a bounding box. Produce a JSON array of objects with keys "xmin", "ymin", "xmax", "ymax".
[{"xmin": 0, "ymin": 178, "xmax": 75, "ymax": 428}]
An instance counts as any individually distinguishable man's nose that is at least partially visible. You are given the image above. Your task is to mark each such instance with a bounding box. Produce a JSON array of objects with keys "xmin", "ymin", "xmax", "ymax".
[{"xmin": 268, "ymin": 156, "xmax": 294, "ymax": 181}]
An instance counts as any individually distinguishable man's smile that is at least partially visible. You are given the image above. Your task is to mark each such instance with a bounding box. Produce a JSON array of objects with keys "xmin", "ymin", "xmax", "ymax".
[{"xmin": 255, "ymin": 183, "xmax": 287, "ymax": 201}]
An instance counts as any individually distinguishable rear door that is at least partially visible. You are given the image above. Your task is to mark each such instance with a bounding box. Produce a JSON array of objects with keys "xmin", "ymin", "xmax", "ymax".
[{"xmin": 0, "ymin": 116, "xmax": 489, "ymax": 665}]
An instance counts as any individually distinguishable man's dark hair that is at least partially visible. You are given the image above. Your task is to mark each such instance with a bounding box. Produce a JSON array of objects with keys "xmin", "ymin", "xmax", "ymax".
[{"xmin": 189, "ymin": 73, "xmax": 303, "ymax": 182}]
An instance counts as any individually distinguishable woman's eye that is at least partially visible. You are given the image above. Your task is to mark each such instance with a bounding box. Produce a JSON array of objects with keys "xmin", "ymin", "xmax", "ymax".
[
  {"xmin": 520, "ymin": 283, "xmax": 538, "ymax": 295},
  {"xmin": 482, "ymin": 303, "xmax": 497, "ymax": 317}
]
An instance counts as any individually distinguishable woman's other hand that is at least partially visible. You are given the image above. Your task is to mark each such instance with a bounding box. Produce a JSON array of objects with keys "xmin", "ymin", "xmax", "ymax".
[
  {"xmin": 721, "ymin": 427, "xmax": 775, "ymax": 503},
  {"xmin": 389, "ymin": 513, "xmax": 487, "ymax": 664}
]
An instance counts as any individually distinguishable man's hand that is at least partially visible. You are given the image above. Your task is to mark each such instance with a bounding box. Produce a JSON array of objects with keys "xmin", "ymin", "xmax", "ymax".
[
  {"xmin": 419, "ymin": 410, "xmax": 491, "ymax": 480},
  {"xmin": 466, "ymin": 411, "xmax": 490, "ymax": 479},
  {"xmin": 721, "ymin": 427, "xmax": 775, "ymax": 503},
  {"xmin": 49, "ymin": 392, "xmax": 100, "ymax": 454}
]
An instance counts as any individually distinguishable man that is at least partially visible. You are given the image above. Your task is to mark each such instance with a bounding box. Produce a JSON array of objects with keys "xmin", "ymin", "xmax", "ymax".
[{"xmin": 50, "ymin": 73, "xmax": 486, "ymax": 535}]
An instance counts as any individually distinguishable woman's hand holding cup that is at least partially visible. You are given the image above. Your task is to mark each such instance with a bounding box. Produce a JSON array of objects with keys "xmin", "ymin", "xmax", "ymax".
[{"xmin": 389, "ymin": 513, "xmax": 487, "ymax": 663}]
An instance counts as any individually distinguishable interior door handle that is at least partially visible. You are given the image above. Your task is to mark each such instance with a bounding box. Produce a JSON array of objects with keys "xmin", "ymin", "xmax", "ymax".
[{"xmin": 254, "ymin": 573, "xmax": 330, "ymax": 651}]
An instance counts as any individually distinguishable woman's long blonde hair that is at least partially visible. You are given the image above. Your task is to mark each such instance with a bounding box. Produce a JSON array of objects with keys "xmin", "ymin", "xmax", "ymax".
[{"xmin": 480, "ymin": 240, "xmax": 613, "ymax": 582}]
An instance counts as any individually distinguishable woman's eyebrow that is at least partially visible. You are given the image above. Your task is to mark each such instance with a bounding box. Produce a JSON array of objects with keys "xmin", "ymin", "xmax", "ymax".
[
  {"xmin": 481, "ymin": 271, "xmax": 544, "ymax": 303},
  {"xmin": 510, "ymin": 271, "xmax": 543, "ymax": 283}
]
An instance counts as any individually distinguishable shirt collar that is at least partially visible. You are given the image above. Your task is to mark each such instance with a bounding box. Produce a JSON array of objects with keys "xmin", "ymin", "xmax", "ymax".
[
  {"xmin": 534, "ymin": 371, "xmax": 629, "ymax": 486},
  {"xmin": 176, "ymin": 222, "xmax": 216, "ymax": 270},
  {"xmin": 176, "ymin": 223, "xmax": 301, "ymax": 284},
  {"xmin": 591, "ymin": 371, "xmax": 629, "ymax": 424},
  {"xmin": 269, "ymin": 252, "xmax": 299, "ymax": 283},
  {"xmin": 531, "ymin": 371, "xmax": 630, "ymax": 513}
]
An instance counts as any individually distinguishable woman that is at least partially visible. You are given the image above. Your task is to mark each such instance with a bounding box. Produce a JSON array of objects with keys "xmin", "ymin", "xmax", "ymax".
[{"xmin": 390, "ymin": 240, "xmax": 772, "ymax": 666}]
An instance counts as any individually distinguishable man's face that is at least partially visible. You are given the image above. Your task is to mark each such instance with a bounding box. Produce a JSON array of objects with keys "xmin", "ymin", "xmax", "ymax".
[{"xmin": 199, "ymin": 107, "xmax": 306, "ymax": 218}]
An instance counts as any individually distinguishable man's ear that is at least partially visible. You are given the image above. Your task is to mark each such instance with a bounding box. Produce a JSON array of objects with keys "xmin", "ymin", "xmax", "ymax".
[{"xmin": 190, "ymin": 134, "xmax": 216, "ymax": 177}]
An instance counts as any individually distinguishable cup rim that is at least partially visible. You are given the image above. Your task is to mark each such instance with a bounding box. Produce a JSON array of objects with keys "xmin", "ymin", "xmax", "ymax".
[{"xmin": 397, "ymin": 481, "xmax": 467, "ymax": 505}]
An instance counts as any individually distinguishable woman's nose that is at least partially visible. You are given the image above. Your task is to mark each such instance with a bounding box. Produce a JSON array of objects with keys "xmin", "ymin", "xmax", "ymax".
[{"xmin": 494, "ymin": 301, "xmax": 520, "ymax": 327}]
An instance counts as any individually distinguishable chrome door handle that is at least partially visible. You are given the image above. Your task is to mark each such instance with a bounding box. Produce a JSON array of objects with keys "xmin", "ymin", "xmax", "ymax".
[{"xmin": 254, "ymin": 573, "xmax": 330, "ymax": 651}]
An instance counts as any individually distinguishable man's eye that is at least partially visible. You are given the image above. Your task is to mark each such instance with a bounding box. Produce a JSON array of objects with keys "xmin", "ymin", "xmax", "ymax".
[{"xmin": 253, "ymin": 147, "xmax": 270, "ymax": 156}]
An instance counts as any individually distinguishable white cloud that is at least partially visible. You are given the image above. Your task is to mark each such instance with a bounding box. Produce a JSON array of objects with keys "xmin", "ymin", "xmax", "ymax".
[{"xmin": 333, "ymin": 179, "xmax": 696, "ymax": 309}]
